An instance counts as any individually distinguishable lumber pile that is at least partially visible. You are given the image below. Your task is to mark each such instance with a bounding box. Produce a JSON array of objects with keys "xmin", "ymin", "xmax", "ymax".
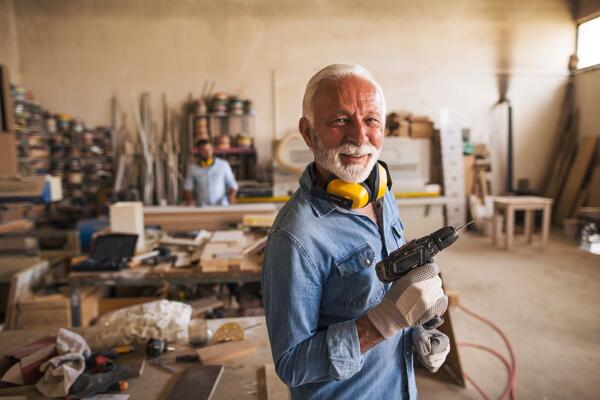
[
  {"xmin": 200, "ymin": 230, "xmax": 265, "ymax": 273},
  {"xmin": 542, "ymin": 78, "xmax": 600, "ymax": 225},
  {"xmin": 547, "ymin": 135, "xmax": 599, "ymax": 226}
]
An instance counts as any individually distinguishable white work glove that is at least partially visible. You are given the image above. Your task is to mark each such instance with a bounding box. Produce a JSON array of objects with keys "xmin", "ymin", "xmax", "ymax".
[
  {"xmin": 367, "ymin": 263, "xmax": 448, "ymax": 338},
  {"xmin": 411, "ymin": 325, "xmax": 450, "ymax": 373}
]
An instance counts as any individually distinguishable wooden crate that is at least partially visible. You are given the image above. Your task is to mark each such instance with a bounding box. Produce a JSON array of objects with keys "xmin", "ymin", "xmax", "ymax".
[{"xmin": 17, "ymin": 287, "xmax": 102, "ymax": 330}]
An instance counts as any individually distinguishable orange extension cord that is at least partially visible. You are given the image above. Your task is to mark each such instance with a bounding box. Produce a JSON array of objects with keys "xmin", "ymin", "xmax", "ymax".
[{"xmin": 454, "ymin": 303, "xmax": 517, "ymax": 400}]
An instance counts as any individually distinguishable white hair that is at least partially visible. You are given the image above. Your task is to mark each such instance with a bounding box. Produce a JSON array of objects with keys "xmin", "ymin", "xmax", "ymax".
[{"xmin": 301, "ymin": 63, "xmax": 386, "ymax": 124}]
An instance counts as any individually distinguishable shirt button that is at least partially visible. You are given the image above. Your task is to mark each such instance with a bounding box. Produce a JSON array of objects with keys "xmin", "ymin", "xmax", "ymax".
[{"xmin": 365, "ymin": 258, "xmax": 371, "ymax": 265}]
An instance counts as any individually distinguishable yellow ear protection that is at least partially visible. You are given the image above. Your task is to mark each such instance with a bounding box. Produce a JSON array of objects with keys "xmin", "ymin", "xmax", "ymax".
[
  {"xmin": 199, "ymin": 158, "xmax": 214, "ymax": 168},
  {"xmin": 311, "ymin": 161, "xmax": 392, "ymax": 209}
]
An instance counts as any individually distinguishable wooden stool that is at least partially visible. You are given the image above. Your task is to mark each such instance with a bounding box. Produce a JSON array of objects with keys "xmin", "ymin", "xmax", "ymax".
[{"xmin": 491, "ymin": 196, "xmax": 554, "ymax": 250}]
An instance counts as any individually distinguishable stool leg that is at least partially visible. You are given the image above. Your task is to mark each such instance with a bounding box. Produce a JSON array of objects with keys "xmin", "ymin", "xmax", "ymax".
[
  {"xmin": 524, "ymin": 209, "xmax": 534, "ymax": 244},
  {"xmin": 506, "ymin": 206, "xmax": 514, "ymax": 251},
  {"xmin": 492, "ymin": 205, "xmax": 498, "ymax": 246},
  {"xmin": 541, "ymin": 204, "xmax": 551, "ymax": 248}
]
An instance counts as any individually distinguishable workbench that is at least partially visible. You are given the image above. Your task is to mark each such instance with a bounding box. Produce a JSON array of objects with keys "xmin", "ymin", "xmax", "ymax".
[
  {"xmin": 0, "ymin": 316, "xmax": 287, "ymax": 399},
  {"xmin": 68, "ymin": 266, "xmax": 262, "ymax": 327}
]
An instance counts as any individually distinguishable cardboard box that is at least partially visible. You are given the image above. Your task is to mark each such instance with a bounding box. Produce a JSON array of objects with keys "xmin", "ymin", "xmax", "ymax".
[{"xmin": 409, "ymin": 120, "xmax": 434, "ymax": 138}]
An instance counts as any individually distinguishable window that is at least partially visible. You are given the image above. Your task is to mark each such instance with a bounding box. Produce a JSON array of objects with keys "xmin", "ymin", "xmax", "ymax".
[{"xmin": 576, "ymin": 16, "xmax": 600, "ymax": 69}]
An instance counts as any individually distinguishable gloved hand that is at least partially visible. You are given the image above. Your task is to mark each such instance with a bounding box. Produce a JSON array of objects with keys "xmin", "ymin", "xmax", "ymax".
[
  {"xmin": 411, "ymin": 325, "xmax": 450, "ymax": 373},
  {"xmin": 367, "ymin": 263, "xmax": 448, "ymax": 338}
]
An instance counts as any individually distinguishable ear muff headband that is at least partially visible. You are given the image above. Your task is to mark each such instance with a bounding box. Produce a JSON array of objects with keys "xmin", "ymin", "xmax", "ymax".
[
  {"xmin": 375, "ymin": 163, "xmax": 388, "ymax": 200},
  {"xmin": 326, "ymin": 179, "xmax": 371, "ymax": 209},
  {"xmin": 325, "ymin": 161, "xmax": 391, "ymax": 209},
  {"xmin": 199, "ymin": 158, "xmax": 214, "ymax": 168}
]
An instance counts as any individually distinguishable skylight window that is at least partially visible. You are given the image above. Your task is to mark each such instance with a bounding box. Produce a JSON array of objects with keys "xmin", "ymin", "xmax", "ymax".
[{"xmin": 576, "ymin": 16, "xmax": 600, "ymax": 69}]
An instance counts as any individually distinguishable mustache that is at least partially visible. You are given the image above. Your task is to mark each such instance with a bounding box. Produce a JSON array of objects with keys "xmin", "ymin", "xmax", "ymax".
[{"xmin": 335, "ymin": 143, "xmax": 377, "ymax": 157}]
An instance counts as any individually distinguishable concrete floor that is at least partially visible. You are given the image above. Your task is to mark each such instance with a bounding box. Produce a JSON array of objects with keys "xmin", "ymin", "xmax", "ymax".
[{"xmin": 416, "ymin": 230, "xmax": 600, "ymax": 400}]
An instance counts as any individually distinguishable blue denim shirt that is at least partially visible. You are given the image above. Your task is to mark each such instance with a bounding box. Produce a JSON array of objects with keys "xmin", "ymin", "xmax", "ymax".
[
  {"xmin": 262, "ymin": 164, "xmax": 417, "ymax": 400},
  {"xmin": 184, "ymin": 157, "xmax": 238, "ymax": 206}
]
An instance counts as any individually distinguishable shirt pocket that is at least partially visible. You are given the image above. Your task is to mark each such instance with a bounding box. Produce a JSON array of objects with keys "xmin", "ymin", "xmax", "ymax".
[
  {"xmin": 335, "ymin": 243, "xmax": 384, "ymax": 311},
  {"xmin": 391, "ymin": 218, "xmax": 405, "ymax": 248}
]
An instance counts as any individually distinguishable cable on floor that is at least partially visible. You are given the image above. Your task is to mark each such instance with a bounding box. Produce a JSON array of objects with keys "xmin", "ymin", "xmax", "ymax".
[{"xmin": 453, "ymin": 302, "xmax": 517, "ymax": 400}]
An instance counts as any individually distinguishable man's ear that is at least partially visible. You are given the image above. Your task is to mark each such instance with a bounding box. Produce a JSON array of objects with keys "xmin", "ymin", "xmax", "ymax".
[{"xmin": 298, "ymin": 117, "xmax": 313, "ymax": 149}]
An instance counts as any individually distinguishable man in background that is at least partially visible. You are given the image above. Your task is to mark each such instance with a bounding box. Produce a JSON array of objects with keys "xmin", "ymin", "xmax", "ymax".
[{"xmin": 184, "ymin": 139, "xmax": 238, "ymax": 206}]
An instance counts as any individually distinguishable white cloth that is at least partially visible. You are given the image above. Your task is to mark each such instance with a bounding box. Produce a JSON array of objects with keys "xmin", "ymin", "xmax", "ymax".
[{"xmin": 35, "ymin": 329, "xmax": 91, "ymax": 398}]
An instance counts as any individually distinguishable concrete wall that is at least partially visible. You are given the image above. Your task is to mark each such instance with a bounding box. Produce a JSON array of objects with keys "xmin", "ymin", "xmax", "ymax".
[
  {"xmin": 0, "ymin": 0, "xmax": 21, "ymax": 82},
  {"xmin": 12, "ymin": 0, "xmax": 575, "ymax": 190}
]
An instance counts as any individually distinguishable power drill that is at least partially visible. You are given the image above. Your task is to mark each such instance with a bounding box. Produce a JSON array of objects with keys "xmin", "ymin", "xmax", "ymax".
[{"xmin": 375, "ymin": 222, "xmax": 472, "ymax": 328}]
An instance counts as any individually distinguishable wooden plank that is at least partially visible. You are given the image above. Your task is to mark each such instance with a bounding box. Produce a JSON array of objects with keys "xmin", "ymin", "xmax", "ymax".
[
  {"xmin": 98, "ymin": 296, "xmax": 161, "ymax": 317},
  {"xmin": 0, "ymin": 219, "xmax": 33, "ymax": 233},
  {"xmin": 144, "ymin": 204, "xmax": 277, "ymax": 231},
  {"xmin": 264, "ymin": 364, "xmax": 291, "ymax": 400},
  {"xmin": 543, "ymin": 80, "xmax": 576, "ymax": 197},
  {"xmin": 4, "ymin": 259, "xmax": 49, "ymax": 330},
  {"xmin": 167, "ymin": 366, "xmax": 224, "ymax": 400},
  {"xmin": 0, "ymin": 133, "xmax": 18, "ymax": 176},
  {"xmin": 587, "ymin": 165, "xmax": 600, "ymax": 207},
  {"xmin": 0, "ymin": 64, "xmax": 15, "ymax": 134},
  {"xmin": 555, "ymin": 137, "xmax": 598, "ymax": 224},
  {"xmin": 196, "ymin": 340, "xmax": 256, "ymax": 365}
]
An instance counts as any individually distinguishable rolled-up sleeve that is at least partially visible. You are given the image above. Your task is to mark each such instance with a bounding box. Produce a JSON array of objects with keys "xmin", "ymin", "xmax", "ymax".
[
  {"xmin": 262, "ymin": 229, "xmax": 363, "ymax": 387},
  {"xmin": 223, "ymin": 162, "xmax": 238, "ymax": 191}
]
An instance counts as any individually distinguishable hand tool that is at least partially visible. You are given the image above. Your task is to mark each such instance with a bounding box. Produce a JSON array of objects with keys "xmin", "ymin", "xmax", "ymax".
[
  {"xmin": 375, "ymin": 220, "xmax": 476, "ymax": 328},
  {"xmin": 69, "ymin": 365, "xmax": 130, "ymax": 398},
  {"xmin": 146, "ymin": 338, "xmax": 175, "ymax": 358}
]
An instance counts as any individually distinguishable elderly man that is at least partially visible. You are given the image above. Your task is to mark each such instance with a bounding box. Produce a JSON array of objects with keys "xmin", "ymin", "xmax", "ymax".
[
  {"xmin": 262, "ymin": 64, "xmax": 450, "ymax": 399},
  {"xmin": 184, "ymin": 139, "xmax": 238, "ymax": 207}
]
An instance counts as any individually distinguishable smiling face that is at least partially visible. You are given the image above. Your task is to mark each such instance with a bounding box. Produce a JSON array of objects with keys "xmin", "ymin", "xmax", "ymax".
[{"xmin": 299, "ymin": 75, "xmax": 385, "ymax": 183}]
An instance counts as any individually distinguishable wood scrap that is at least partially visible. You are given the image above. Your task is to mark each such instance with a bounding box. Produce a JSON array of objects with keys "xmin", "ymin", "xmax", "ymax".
[
  {"xmin": 187, "ymin": 297, "xmax": 224, "ymax": 318},
  {"xmin": 196, "ymin": 340, "xmax": 256, "ymax": 365},
  {"xmin": 242, "ymin": 236, "xmax": 267, "ymax": 256},
  {"xmin": 555, "ymin": 136, "xmax": 598, "ymax": 224},
  {"xmin": 587, "ymin": 165, "xmax": 600, "ymax": 207},
  {"xmin": 166, "ymin": 365, "xmax": 224, "ymax": 400},
  {"xmin": 210, "ymin": 230, "xmax": 245, "ymax": 244},
  {"xmin": 4, "ymin": 259, "xmax": 48, "ymax": 330},
  {"xmin": 264, "ymin": 363, "xmax": 291, "ymax": 400},
  {"xmin": 0, "ymin": 220, "xmax": 32, "ymax": 235},
  {"xmin": 242, "ymin": 213, "xmax": 277, "ymax": 228},
  {"xmin": 543, "ymin": 78, "xmax": 577, "ymax": 198}
]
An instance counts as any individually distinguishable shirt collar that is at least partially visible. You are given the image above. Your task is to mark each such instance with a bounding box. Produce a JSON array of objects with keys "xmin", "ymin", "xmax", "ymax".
[{"xmin": 299, "ymin": 162, "xmax": 338, "ymax": 217}]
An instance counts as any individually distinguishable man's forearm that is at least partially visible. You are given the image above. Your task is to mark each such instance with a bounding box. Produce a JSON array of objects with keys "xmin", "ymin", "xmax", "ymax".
[
  {"xmin": 356, "ymin": 316, "xmax": 385, "ymax": 353},
  {"xmin": 227, "ymin": 188, "xmax": 237, "ymax": 204},
  {"xmin": 183, "ymin": 190, "xmax": 194, "ymax": 206}
]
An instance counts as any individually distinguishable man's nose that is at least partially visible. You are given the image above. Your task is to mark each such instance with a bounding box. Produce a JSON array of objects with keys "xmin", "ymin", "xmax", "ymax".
[{"xmin": 346, "ymin": 119, "xmax": 369, "ymax": 146}]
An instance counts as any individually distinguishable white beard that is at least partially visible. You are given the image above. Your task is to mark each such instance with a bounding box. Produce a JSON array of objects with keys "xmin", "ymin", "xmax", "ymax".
[{"xmin": 310, "ymin": 130, "xmax": 381, "ymax": 183}]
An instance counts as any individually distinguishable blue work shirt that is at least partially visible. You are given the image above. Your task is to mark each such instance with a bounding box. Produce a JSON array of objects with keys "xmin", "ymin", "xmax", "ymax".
[
  {"xmin": 262, "ymin": 163, "xmax": 417, "ymax": 400},
  {"xmin": 184, "ymin": 158, "xmax": 238, "ymax": 206}
]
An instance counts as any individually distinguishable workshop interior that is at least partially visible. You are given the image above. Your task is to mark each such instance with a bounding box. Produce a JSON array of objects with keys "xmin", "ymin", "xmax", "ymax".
[{"xmin": 0, "ymin": 1, "xmax": 599, "ymax": 399}]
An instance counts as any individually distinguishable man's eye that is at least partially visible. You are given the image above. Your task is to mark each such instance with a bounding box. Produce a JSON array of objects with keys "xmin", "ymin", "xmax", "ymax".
[
  {"xmin": 330, "ymin": 118, "xmax": 348, "ymax": 125},
  {"xmin": 366, "ymin": 118, "xmax": 380, "ymax": 125}
]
